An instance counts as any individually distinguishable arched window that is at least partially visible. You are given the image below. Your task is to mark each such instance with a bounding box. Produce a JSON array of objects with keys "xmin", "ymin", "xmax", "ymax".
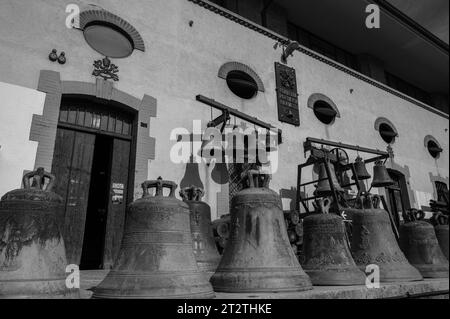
[
  {"xmin": 218, "ymin": 62, "xmax": 264, "ymax": 99},
  {"xmin": 226, "ymin": 71, "xmax": 259, "ymax": 99},
  {"xmin": 424, "ymin": 135, "xmax": 443, "ymax": 159},
  {"xmin": 307, "ymin": 93, "xmax": 340, "ymax": 125},
  {"xmin": 79, "ymin": 9, "xmax": 145, "ymax": 58},
  {"xmin": 374, "ymin": 117, "xmax": 398, "ymax": 144}
]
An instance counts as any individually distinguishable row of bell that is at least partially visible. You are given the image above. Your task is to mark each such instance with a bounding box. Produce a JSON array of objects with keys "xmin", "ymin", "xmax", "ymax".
[
  {"xmin": 96, "ymin": 171, "xmax": 314, "ymax": 296},
  {"xmin": 93, "ymin": 172, "xmax": 448, "ymax": 294},
  {"xmin": 92, "ymin": 172, "xmax": 314, "ymax": 297},
  {"xmin": 315, "ymin": 158, "xmax": 395, "ymax": 196},
  {"xmin": 302, "ymin": 195, "xmax": 448, "ymax": 286},
  {"xmin": 1, "ymin": 169, "xmax": 447, "ymax": 298}
]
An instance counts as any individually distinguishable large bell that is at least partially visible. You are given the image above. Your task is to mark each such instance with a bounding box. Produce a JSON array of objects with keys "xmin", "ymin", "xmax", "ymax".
[
  {"xmin": 351, "ymin": 157, "xmax": 371, "ymax": 180},
  {"xmin": 433, "ymin": 213, "xmax": 449, "ymax": 260},
  {"xmin": 399, "ymin": 210, "xmax": 449, "ymax": 278},
  {"xmin": 315, "ymin": 161, "xmax": 344, "ymax": 196},
  {"xmin": 211, "ymin": 170, "xmax": 312, "ymax": 292},
  {"xmin": 301, "ymin": 198, "xmax": 366, "ymax": 286},
  {"xmin": 371, "ymin": 160, "xmax": 395, "ymax": 188},
  {"xmin": 93, "ymin": 178, "xmax": 215, "ymax": 299},
  {"xmin": 0, "ymin": 168, "xmax": 76, "ymax": 298},
  {"xmin": 180, "ymin": 186, "xmax": 221, "ymax": 278},
  {"xmin": 351, "ymin": 195, "xmax": 423, "ymax": 282}
]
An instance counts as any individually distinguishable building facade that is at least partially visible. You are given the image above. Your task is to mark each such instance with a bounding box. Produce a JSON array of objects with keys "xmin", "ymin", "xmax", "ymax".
[{"xmin": 0, "ymin": 0, "xmax": 448, "ymax": 269}]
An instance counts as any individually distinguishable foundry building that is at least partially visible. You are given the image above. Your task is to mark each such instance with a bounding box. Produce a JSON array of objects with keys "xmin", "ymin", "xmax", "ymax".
[{"xmin": 0, "ymin": 0, "xmax": 448, "ymax": 292}]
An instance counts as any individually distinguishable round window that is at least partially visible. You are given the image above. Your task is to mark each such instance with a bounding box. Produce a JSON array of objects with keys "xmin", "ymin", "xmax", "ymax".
[
  {"xmin": 427, "ymin": 140, "xmax": 442, "ymax": 158},
  {"xmin": 379, "ymin": 123, "xmax": 397, "ymax": 144},
  {"xmin": 313, "ymin": 100, "xmax": 337, "ymax": 124},
  {"xmin": 84, "ymin": 22, "xmax": 134, "ymax": 58},
  {"xmin": 226, "ymin": 71, "xmax": 258, "ymax": 99}
]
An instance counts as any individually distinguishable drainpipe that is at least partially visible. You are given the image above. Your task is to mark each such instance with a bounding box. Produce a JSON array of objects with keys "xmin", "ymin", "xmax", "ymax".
[{"xmin": 261, "ymin": 0, "xmax": 275, "ymax": 27}]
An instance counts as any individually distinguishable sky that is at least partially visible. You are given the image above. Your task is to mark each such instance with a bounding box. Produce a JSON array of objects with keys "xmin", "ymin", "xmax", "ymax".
[{"xmin": 388, "ymin": 0, "xmax": 449, "ymax": 44}]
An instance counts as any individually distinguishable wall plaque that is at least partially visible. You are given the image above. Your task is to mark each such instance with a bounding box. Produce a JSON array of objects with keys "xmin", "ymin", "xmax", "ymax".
[{"xmin": 275, "ymin": 62, "xmax": 300, "ymax": 126}]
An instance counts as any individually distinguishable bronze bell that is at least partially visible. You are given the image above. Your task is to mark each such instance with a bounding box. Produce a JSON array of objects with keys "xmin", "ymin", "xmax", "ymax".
[
  {"xmin": 93, "ymin": 178, "xmax": 215, "ymax": 299},
  {"xmin": 352, "ymin": 157, "xmax": 371, "ymax": 180},
  {"xmin": 0, "ymin": 168, "xmax": 77, "ymax": 298},
  {"xmin": 180, "ymin": 186, "xmax": 221, "ymax": 278},
  {"xmin": 371, "ymin": 160, "xmax": 395, "ymax": 188},
  {"xmin": 351, "ymin": 195, "xmax": 423, "ymax": 282},
  {"xmin": 399, "ymin": 209, "xmax": 449, "ymax": 278},
  {"xmin": 339, "ymin": 170, "xmax": 352, "ymax": 191},
  {"xmin": 211, "ymin": 170, "xmax": 312, "ymax": 292},
  {"xmin": 315, "ymin": 161, "xmax": 344, "ymax": 196},
  {"xmin": 433, "ymin": 213, "xmax": 449, "ymax": 260},
  {"xmin": 301, "ymin": 198, "xmax": 366, "ymax": 286}
]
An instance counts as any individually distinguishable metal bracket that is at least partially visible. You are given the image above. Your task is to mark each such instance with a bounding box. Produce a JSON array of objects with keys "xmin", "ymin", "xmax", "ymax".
[{"xmin": 196, "ymin": 95, "xmax": 283, "ymax": 144}]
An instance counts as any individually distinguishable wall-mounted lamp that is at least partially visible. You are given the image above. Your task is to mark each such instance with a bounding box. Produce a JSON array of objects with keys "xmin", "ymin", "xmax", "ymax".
[{"xmin": 274, "ymin": 41, "xmax": 301, "ymax": 64}]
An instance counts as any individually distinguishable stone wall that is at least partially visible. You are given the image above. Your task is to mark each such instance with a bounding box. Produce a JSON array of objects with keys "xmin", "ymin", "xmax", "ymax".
[{"xmin": 0, "ymin": 0, "xmax": 448, "ymax": 220}]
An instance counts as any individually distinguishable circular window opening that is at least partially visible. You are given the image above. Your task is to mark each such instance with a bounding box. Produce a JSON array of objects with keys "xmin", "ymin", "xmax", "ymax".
[
  {"xmin": 427, "ymin": 140, "xmax": 443, "ymax": 159},
  {"xmin": 84, "ymin": 22, "xmax": 134, "ymax": 58},
  {"xmin": 313, "ymin": 100, "xmax": 337, "ymax": 125},
  {"xmin": 226, "ymin": 71, "xmax": 258, "ymax": 99},
  {"xmin": 379, "ymin": 123, "xmax": 397, "ymax": 144}
]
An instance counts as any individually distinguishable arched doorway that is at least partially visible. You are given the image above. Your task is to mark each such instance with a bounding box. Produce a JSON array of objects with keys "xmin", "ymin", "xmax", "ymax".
[{"xmin": 51, "ymin": 95, "xmax": 137, "ymax": 270}]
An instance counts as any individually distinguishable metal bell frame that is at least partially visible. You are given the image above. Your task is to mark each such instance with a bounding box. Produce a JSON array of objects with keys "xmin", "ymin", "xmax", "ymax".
[{"xmin": 296, "ymin": 138, "xmax": 401, "ymax": 243}]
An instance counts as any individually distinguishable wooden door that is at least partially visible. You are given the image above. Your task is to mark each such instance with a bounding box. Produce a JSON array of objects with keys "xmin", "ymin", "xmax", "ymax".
[
  {"xmin": 52, "ymin": 128, "xmax": 95, "ymax": 264},
  {"xmin": 102, "ymin": 138, "xmax": 131, "ymax": 269}
]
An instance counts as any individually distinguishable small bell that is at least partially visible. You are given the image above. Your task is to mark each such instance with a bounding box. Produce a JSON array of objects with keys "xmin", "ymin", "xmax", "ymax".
[
  {"xmin": 340, "ymin": 170, "xmax": 352, "ymax": 191},
  {"xmin": 371, "ymin": 160, "xmax": 395, "ymax": 188},
  {"xmin": 198, "ymin": 128, "xmax": 223, "ymax": 165},
  {"xmin": 352, "ymin": 156, "xmax": 371, "ymax": 180},
  {"xmin": 315, "ymin": 161, "xmax": 344, "ymax": 196}
]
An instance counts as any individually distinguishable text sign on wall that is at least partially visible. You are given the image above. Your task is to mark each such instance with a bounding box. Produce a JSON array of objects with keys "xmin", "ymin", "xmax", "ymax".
[{"xmin": 275, "ymin": 62, "xmax": 300, "ymax": 126}]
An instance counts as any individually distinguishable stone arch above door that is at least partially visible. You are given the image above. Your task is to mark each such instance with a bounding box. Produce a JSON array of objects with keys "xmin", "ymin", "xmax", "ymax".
[{"xmin": 32, "ymin": 70, "xmax": 157, "ymax": 197}]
